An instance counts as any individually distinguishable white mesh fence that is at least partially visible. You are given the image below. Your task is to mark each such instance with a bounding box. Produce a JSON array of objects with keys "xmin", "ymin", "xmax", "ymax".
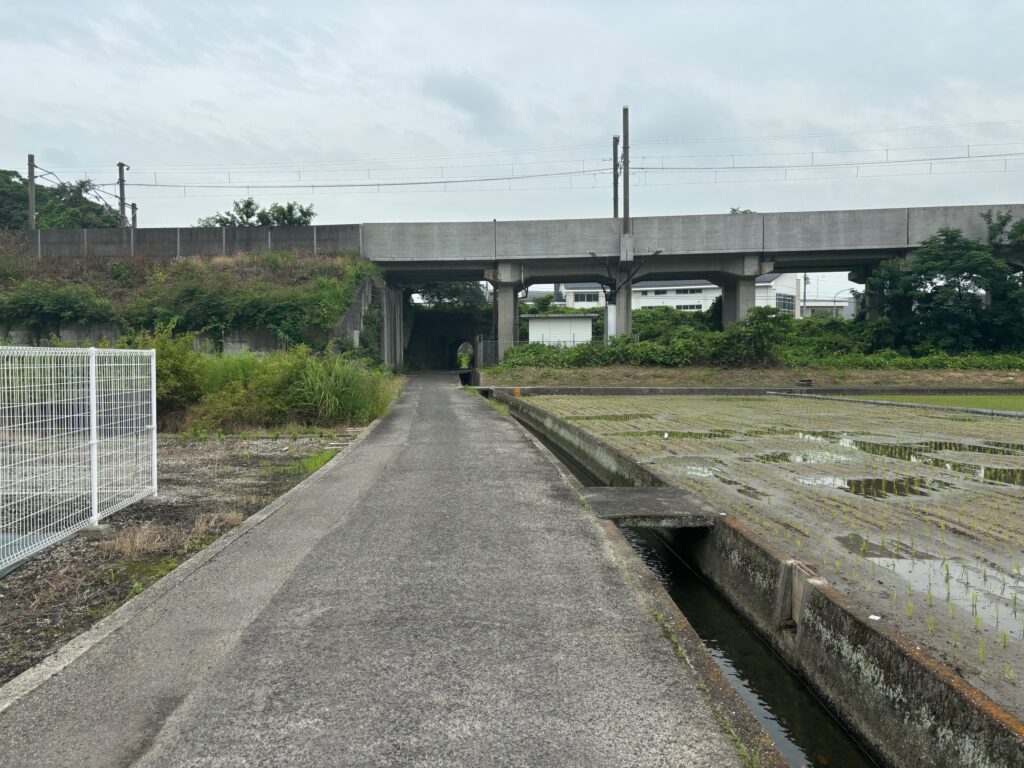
[{"xmin": 0, "ymin": 347, "xmax": 157, "ymax": 571}]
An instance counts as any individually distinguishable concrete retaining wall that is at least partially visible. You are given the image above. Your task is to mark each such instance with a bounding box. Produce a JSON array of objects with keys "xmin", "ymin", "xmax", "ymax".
[
  {"xmin": 332, "ymin": 277, "xmax": 375, "ymax": 347},
  {"xmin": 501, "ymin": 394, "xmax": 1024, "ymax": 768}
]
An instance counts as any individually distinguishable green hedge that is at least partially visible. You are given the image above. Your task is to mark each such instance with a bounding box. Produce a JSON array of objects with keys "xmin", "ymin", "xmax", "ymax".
[{"xmin": 497, "ymin": 309, "xmax": 1024, "ymax": 371}]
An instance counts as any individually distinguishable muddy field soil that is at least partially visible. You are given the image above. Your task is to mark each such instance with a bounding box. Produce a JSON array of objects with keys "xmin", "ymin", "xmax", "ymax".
[
  {"xmin": 0, "ymin": 431, "xmax": 361, "ymax": 688},
  {"xmin": 530, "ymin": 394, "xmax": 1024, "ymax": 719}
]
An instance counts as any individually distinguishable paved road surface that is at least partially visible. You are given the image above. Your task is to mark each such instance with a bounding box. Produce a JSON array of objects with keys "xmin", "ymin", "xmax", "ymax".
[{"xmin": 0, "ymin": 374, "xmax": 741, "ymax": 767}]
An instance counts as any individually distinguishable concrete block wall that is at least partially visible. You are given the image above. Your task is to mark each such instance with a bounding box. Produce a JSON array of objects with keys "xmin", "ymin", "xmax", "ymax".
[{"xmin": 2, "ymin": 224, "xmax": 361, "ymax": 260}]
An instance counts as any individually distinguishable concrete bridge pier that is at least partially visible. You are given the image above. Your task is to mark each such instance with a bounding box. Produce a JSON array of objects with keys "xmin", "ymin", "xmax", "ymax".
[
  {"xmin": 719, "ymin": 275, "xmax": 757, "ymax": 325},
  {"xmin": 489, "ymin": 262, "xmax": 523, "ymax": 360},
  {"xmin": 614, "ymin": 274, "xmax": 633, "ymax": 337},
  {"xmin": 376, "ymin": 282, "xmax": 405, "ymax": 368},
  {"xmin": 849, "ymin": 265, "xmax": 882, "ymax": 320},
  {"xmin": 495, "ymin": 283, "xmax": 519, "ymax": 359}
]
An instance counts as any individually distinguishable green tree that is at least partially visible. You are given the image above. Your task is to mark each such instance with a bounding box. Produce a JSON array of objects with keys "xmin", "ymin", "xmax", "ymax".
[
  {"xmin": 197, "ymin": 197, "xmax": 315, "ymax": 227},
  {"xmin": 531, "ymin": 294, "xmax": 554, "ymax": 312},
  {"xmin": 861, "ymin": 214, "xmax": 1024, "ymax": 353},
  {"xmin": 911, "ymin": 227, "xmax": 1012, "ymax": 352},
  {"xmin": 0, "ymin": 170, "xmax": 119, "ymax": 229},
  {"xmin": 416, "ymin": 281, "xmax": 488, "ymax": 307}
]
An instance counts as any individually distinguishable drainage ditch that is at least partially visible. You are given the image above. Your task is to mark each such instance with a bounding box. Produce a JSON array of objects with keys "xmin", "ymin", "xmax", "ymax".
[
  {"xmin": 520, "ymin": 414, "xmax": 878, "ymax": 767},
  {"xmin": 623, "ymin": 526, "xmax": 877, "ymax": 768}
]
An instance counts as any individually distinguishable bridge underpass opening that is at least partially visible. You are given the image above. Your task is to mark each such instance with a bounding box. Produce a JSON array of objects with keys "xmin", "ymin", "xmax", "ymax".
[{"xmin": 403, "ymin": 301, "xmax": 492, "ymax": 371}]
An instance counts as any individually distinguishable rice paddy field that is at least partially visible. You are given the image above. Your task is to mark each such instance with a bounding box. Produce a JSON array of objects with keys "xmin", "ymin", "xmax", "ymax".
[{"xmin": 529, "ymin": 394, "xmax": 1024, "ymax": 717}]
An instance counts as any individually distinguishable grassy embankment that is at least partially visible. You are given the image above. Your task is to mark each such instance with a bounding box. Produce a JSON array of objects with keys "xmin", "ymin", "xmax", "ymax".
[{"xmin": 0, "ymin": 249, "xmax": 400, "ymax": 431}]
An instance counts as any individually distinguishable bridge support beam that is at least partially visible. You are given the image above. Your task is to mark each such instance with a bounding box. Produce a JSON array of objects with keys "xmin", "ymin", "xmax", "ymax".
[{"xmin": 720, "ymin": 275, "xmax": 757, "ymax": 325}]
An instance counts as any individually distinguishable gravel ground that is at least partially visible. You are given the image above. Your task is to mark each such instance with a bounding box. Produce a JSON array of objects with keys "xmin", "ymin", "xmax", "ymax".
[
  {"xmin": 529, "ymin": 394, "xmax": 1024, "ymax": 719},
  {"xmin": 0, "ymin": 430, "xmax": 361, "ymax": 687}
]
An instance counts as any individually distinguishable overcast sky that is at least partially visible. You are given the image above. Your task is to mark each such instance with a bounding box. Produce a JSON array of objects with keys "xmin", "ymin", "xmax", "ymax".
[{"xmin": 2, "ymin": 0, "xmax": 1023, "ymax": 227}]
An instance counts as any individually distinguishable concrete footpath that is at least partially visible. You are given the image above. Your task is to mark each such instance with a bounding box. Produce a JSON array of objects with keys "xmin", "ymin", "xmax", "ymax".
[{"xmin": 0, "ymin": 374, "xmax": 741, "ymax": 767}]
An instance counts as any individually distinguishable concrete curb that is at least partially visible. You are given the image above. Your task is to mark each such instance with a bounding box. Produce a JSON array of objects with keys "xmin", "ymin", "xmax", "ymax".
[
  {"xmin": 0, "ymin": 419, "xmax": 384, "ymax": 718},
  {"xmin": 767, "ymin": 390, "xmax": 1024, "ymax": 418}
]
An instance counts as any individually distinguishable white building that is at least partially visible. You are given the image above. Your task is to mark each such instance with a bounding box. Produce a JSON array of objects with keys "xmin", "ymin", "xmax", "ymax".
[
  {"xmin": 556, "ymin": 272, "xmax": 858, "ymax": 318},
  {"xmin": 523, "ymin": 314, "xmax": 596, "ymax": 346}
]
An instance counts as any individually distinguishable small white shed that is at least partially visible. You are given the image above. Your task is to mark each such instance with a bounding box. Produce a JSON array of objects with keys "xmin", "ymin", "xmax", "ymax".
[{"xmin": 523, "ymin": 314, "xmax": 597, "ymax": 347}]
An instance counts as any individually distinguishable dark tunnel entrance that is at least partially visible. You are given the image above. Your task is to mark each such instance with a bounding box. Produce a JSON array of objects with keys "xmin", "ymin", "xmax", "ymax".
[{"xmin": 404, "ymin": 304, "xmax": 492, "ymax": 370}]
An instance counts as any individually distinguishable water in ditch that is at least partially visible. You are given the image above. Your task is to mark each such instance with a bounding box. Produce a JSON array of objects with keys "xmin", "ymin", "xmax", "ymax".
[{"xmin": 623, "ymin": 526, "xmax": 878, "ymax": 768}]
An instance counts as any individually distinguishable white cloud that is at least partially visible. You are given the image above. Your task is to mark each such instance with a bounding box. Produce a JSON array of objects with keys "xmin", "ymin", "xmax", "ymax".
[{"xmin": 1, "ymin": 0, "xmax": 1022, "ymax": 225}]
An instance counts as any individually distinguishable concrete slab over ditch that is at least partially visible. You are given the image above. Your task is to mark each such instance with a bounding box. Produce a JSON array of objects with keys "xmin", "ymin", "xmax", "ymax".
[
  {"xmin": 583, "ymin": 487, "xmax": 722, "ymax": 528},
  {"xmin": 0, "ymin": 374, "xmax": 748, "ymax": 768}
]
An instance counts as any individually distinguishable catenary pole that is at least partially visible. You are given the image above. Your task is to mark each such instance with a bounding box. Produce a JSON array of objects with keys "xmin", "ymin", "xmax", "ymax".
[
  {"xmin": 27, "ymin": 154, "xmax": 36, "ymax": 230},
  {"xmin": 612, "ymin": 135, "xmax": 620, "ymax": 219},
  {"xmin": 117, "ymin": 162, "xmax": 129, "ymax": 227},
  {"xmin": 622, "ymin": 107, "xmax": 630, "ymax": 235}
]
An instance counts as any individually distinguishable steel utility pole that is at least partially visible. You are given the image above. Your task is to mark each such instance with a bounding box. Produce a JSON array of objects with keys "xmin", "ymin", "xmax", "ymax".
[
  {"xmin": 612, "ymin": 135, "xmax": 620, "ymax": 219},
  {"xmin": 27, "ymin": 154, "xmax": 36, "ymax": 230},
  {"xmin": 621, "ymin": 106, "xmax": 630, "ymax": 235},
  {"xmin": 117, "ymin": 162, "xmax": 129, "ymax": 227}
]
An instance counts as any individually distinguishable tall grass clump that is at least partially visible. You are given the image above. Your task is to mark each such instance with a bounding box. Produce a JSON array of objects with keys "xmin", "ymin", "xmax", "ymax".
[
  {"xmin": 298, "ymin": 354, "xmax": 400, "ymax": 426},
  {"xmin": 119, "ymin": 325, "xmax": 399, "ymax": 431},
  {"xmin": 188, "ymin": 348, "xmax": 399, "ymax": 431}
]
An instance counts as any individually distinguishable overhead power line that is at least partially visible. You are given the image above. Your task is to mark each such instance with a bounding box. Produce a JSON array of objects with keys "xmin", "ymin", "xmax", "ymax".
[
  {"xmin": 98, "ymin": 166, "xmax": 615, "ymax": 193},
  {"xmin": 41, "ymin": 118, "xmax": 1024, "ymax": 174},
  {"xmin": 633, "ymin": 118, "xmax": 1024, "ymax": 146},
  {"xmin": 85, "ymin": 145, "xmax": 1024, "ymax": 198}
]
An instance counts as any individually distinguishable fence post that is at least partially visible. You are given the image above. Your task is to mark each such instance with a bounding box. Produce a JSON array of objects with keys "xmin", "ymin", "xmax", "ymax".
[
  {"xmin": 88, "ymin": 347, "xmax": 100, "ymax": 526},
  {"xmin": 150, "ymin": 350, "xmax": 158, "ymax": 497}
]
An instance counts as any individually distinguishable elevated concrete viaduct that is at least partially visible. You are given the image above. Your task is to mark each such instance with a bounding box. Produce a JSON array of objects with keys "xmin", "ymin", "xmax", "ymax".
[
  {"xmin": 361, "ymin": 204, "xmax": 1024, "ymax": 358},
  {"xmin": 10, "ymin": 203, "xmax": 1023, "ymax": 363}
]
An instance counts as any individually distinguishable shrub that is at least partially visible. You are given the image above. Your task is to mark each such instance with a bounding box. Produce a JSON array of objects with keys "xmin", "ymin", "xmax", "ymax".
[
  {"xmin": 719, "ymin": 307, "xmax": 793, "ymax": 365},
  {"xmin": 121, "ymin": 323, "xmax": 204, "ymax": 419},
  {"xmin": 0, "ymin": 280, "xmax": 115, "ymax": 334}
]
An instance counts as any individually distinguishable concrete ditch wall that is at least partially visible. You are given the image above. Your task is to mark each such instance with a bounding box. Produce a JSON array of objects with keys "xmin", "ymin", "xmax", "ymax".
[
  {"xmin": 691, "ymin": 521, "xmax": 1024, "ymax": 768},
  {"xmin": 493, "ymin": 390, "xmax": 666, "ymax": 488},
  {"xmin": 494, "ymin": 390, "xmax": 1024, "ymax": 768}
]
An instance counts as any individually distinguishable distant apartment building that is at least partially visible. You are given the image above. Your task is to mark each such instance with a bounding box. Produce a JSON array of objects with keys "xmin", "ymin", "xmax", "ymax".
[{"xmin": 554, "ymin": 272, "xmax": 858, "ymax": 318}]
